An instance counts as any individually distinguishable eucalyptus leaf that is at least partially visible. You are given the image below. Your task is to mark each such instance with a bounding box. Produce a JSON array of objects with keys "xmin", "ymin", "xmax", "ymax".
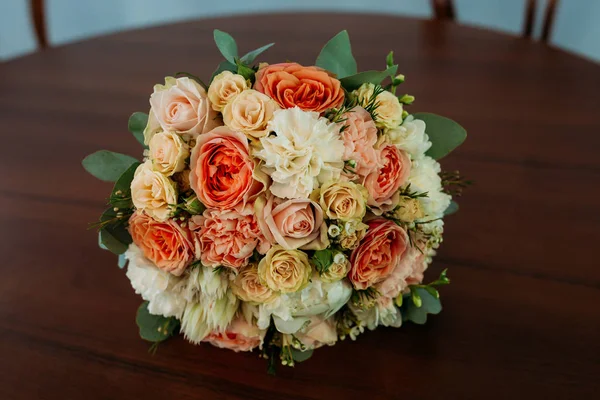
[
  {"xmin": 118, "ymin": 253, "xmax": 128, "ymax": 269},
  {"xmin": 241, "ymin": 43, "xmax": 274, "ymax": 64},
  {"xmin": 82, "ymin": 150, "xmax": 138, "ymax": 182},
  {"xmin": 110, "ymin": 161, "xmax": 140, "ymax": 209},
  {"xmin": 100, "ymin": 227, "xmax": 128, "ymax": 255},
  {"xmin": 315, "ymin": 30, "xmax": 357, "ymax": 79},
  {"xmin": 127, "ymin": 112, "xmax": 148, "ymax": 147},
  {"xmin": 213, "ymin": 29, "xmax": 238, "ymax": 64},
  {"xmin": 444, "ymin": 200, "xmax": 459, "ymax": 216},
  {"xmin": 236, "ymin": 61, "xmax": 255, "ymax": 82},
  {"xmin": 412, "ymin": 112, "xmax": 467, "ymax": 160},
  {"xmin": 210, "ymin": 60, "xmax": 238, "ymax": 83},
  {"xmin": 136, "ymin": 302, "xmax": 180, "ymax": 342},
  {"xmin": 401, "ymin": 288, "xmax": 442, "ymax": 325},
  {"xmin": 291, "ymin": 348, "xmax": 314, "ymax": 363},
  {"xmin": 99, "ymin": 208, "xmax": 132, "ymax": 255},
  {"xmin": 340, "ymin": 65, "xmax": 398, "ymax": 91}
]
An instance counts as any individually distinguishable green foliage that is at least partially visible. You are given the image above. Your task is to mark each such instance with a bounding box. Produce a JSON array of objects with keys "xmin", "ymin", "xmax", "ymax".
[
  {"xmin": 312, "ymin": 249, "xmax": 334, "ymax": 274},
  {"xmin": 401, "ymin": 287, "xmax": 442, "ymax": 325},
  {"xmin": 241, "ymin": 43, "xmax": 274, "ymax": 64},
  {"xmin": 118, "ymin": 253, "xmax": 128, "ymax": 269},
  {"xmin": 340, "ymin": 65, "xmax": 398, "ymax": 91},
  {"xmin": 213, "ymin": 29, "xmax": 238, "ymax": 64},
  {"xmin": 236, "ymin": 60, "xmax": 255, "ymax": 82},
  {"xmin": 109, "ymin": 162, "xmax": 140, "ymax": 210},
  {"xmin": 315, "ymin": 30, "xmax": 357, "ymax": 79},
  {"xmin": 210, "ymin": 60, "xmax": 238, "ymax": 83},
  {"xmin": 98, "ymin": 208, "xmax": 132, "ymax": 255},
  {"xmin": 136, "ymin": 302, "xmax": 180, "ymax": 342},
  {"xmin": 412, "ymin": 112, "xmax": 467, "ymax": 160},
  {"xmin": 127, "ymin": 112, "xmax": 148, "ymax": 147},
  {"xmin": 291, "ymin": 348, "xmax": 314, "ymax": 363},
  {"xmin": 444, "ymin": 200, "xmax": 459, "ymax": 216},
  {"xmin": 82, "ymin": 150, "xmax": 138, "ymax": 182}
]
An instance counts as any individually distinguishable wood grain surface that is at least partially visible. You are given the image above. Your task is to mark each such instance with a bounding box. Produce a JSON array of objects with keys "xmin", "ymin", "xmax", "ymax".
[{"xmin": 0, "ymin": 13, "xmax": 598, "ymax": 400}]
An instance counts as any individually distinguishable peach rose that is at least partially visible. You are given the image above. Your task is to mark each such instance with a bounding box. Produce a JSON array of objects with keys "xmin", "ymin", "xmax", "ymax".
[
  {"xmin": 376, "ymin": 247, "xmax": 423, "ymax": 299},
  {"xmin": 131, "ymin": 161, "xmax": 177, "ymax": 222},
  {"xmin": 203, "ymin": 315, "xmax": 265, "ymax": 352},
  {"xmin": 311, "ymin": 181, "xmax": 368, "ymax": 222},
  {"xmin": 258, "ymin": 245, "xmax": 312, "ymax": 293},
  {"xmin": 254, "ymin": 63, "xmax": 344, "ymax": 113},
  {"xmin": 338, "ymin": 106, "xmax": 378, "ymax": 180},
  {"xmin": 231, "ymin": 263, "xmax": 277, "ymax": 304},
  {"xmin": 149, "ymin": 77, "xmax": 219, "ymax": 138},
  {"xmin": 293, "ymin": 316, "xmax": 338, "ymax": 349},
  {"xmin": 128, "ymin": 211, "xmax": 194, "ymax": 276},
  {"xmin": 189, "ymin": 208, "xmax": 269, "ymax": 270},
  {"xmin": 208, "ymin": 71, "xmax": 249, "ymax": 112},
  {"xmin": 222, "ymin": 89, "xmax": 280, "ymax": 138},
  {"xmin": 349, "ymin": 219, "xmax": 409, "ymax": 290},
  {"xmin": 189, "ymin": 126, "xmax": 267, "ymax": 212},
  {"xmin": 255, "ymin": 194, "xmax": 329, "ymax": 251},
  {"xmin": 363, "ymin": 140, "xmax": 411, "ymax": 214}
]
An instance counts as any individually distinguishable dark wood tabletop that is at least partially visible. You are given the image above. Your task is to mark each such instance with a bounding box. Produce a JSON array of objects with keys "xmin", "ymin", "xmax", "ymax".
[{"xmin": 1, "ymin": 12, "xmax": 599, "ymax": 400}]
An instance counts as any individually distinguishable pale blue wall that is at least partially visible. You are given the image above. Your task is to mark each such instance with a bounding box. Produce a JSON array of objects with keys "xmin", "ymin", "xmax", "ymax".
[{"xmin": 1, "ymin": 0, "xmax": 599, "ymax": 63}]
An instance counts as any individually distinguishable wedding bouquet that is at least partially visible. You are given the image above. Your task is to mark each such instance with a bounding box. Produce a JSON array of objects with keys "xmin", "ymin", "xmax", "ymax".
[{"xmin": 83, "ymin": 30, "xmax": 467, "ymax": 371}]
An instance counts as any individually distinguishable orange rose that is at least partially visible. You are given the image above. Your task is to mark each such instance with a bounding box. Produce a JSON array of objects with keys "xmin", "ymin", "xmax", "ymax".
[
  {"xmin": 363, "ymin": 141, "xmax": 411, "ymax": 214},
  {"xmin": 254, "ymin": 63, "xmax": 344, "ymax": 113},
  {"xmin": 128, "ymin": 211, "xmax": 194, "ymax": 276},
  {"xmin": 189, "ymin": 126, "xmax": 266, "ymax": 212},
  {"xmin": 349, "ymin": 219, "xmax": 409, "ymax": 290}
]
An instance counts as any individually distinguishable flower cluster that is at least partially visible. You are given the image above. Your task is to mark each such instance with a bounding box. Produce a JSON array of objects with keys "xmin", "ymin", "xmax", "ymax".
[{"xmin": 84, "ymin": 30, "xmax": 466, "ymax": 371}]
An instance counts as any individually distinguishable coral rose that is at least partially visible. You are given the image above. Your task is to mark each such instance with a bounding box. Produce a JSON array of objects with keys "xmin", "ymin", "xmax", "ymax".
[
  {"xmin": 254, "ymin": 63, "xmax": 344, "ymax": 113},
  {"xmin": 189, "ymin": 126, "xmax": 267, "ymax": 212},
  {"xmin": 189, "ymin": 208, "xmax": 270, "ymax": 270},
  {"xmin": 349, "ymin": 219, "xmax": 409, "ymax": 290},
  {"xmin": 128, "ymin": 211, "xmax": 194, "ymax": 276},
  {"xmin": 258, "ymin": 246, "xmax": 312, "ymax": 293},
  {"xmin": 338, "ymin": 106, "xmax": 379, "ymax": 180},
  {"xmin": 255, "ymin": 194, "xmax": 329, "ymax": 251},
  {"xmin": 363, "ymin": 139, "xmax": 411, "ymax": 214},
  {"xmin": 203, "ymin": 314, "xmax": 265, "ymax": 352}
]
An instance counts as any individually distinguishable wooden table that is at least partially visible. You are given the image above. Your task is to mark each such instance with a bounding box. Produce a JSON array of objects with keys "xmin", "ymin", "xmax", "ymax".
[{"xmin": 1, "ymin": 13, "xmax": 598, "ymax": 400}]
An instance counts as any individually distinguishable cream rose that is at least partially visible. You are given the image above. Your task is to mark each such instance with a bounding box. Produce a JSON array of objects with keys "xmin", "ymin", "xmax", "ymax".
[
  {"xmin": 148, "ymin": 131, "xmax": 189, "ymax": 176},
  {"xmin": 386, "ymin": 115, "xmax": 431, "ymax": 159},
  {"xmin": 131, "ymin": 161, "xmax": 177, "ymax": 221},
  {"xmin": 208, "ymin": 71, "xmax": 249, "ymax": 112},
  {"xmin": 258, "ymin": 246, "xmax": 312, "ymax": 293},
  {"xmin": 337, "ymin": 220, "xmax": 369, "ymax": 250},
  {"xmin": 319, "ymin": 253, "xmax": 350, "ymax": 283},
  {"xmin": 231, "ymin": 263, "xmax": 278, "ymax": 304},
  {"xmin": 223, "ymin": 89, "xmax": 280, "ymax": 138},
  {"xmin": 149, "ymin": 76, "xmax": 219, "ymax": 138},
  {"xmin": 311, "ymin": 181, "xmax": 368, "ymax": 222},
  {"xmin": 353, "ymin": 83, "xmax": 403, "ymax": 129}
]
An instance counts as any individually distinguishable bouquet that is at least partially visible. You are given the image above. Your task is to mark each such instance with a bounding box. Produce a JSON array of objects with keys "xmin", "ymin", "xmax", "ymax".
[{"xmin": 83, "ymin": 30, "xmax": 467, "ymax": 371}]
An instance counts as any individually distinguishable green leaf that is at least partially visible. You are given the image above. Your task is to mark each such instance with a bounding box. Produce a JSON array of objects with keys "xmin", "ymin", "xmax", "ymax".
[
  {"xmin": 210, "ymin": 60, "xmax": 238, "ymax": 83},
  {"xmin": 118, "ymin": 253, "xmax": 128, "ymax": 269},
  {"xmin": 241, "ymin": 43, "xmax": 274, "ymax": 64},
  {"xmin": 444, "ymin": 200, "xmax": 459, "ymax": 216},
  {"xmin": 213, "ymin": 29, "xmax": 238, "ymax": 64},
  {"xmin": 312, "ymin": 249, "xmax": 334, "ymax": 274},
  {"xmin": 401, "ymin": 288, "xmax": 442, "ymax": 325},
  {"xmin": 100, "ymin": 227, "xmax": 128, "ymax": 255},
  {"xmin": 82, "ymin": 150, "xmax": 138, "ymax": 182},
  {"xmin": 291, "ymin": 348, "xmax": 314, "ymax": 363},
  {"xmin": 340, "ymin": 65, "xmax": 398, "ymax": 91},
  {"xmin": 109, "ymin": 162, "xmax": 140, "ymax": 209},
  {"xmin": 236, "ymin": 60, "xmax": 255, "ymax": 82},
  {"xmin": 411, "ymin": 287, "xmax": 423, "ymax": 308},
  {"xmin": 315, "ymin": 30, "xmax": 357, "ymax": 79},
  {"xmin": 136, "ymin": 302, "xmax": 180, "ymax": 342},
  {"xmin": 423, "ymin": 286, "xmax": 440, "ymax": 299},
  {"xmin": 99, "ymin": 208, "xmax": 132, "ymax": 255},
  {"xmin": 128, "ymin": 112, "xmax": 148, "ymax": 147},
  {"xmin": 386, "ymin": 51, "xmax": 394, "ymax": 68},
  {"xmin": 412, "ymin": 112, "xmax": 467, "ymax": 160}
]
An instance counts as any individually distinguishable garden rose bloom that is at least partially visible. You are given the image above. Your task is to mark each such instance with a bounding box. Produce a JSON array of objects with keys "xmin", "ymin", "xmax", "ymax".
[
  {"xmin": 189, "ymin": 127, "xmax": 267, "ymax": 212},
  {"xmin": 131, "ymin": 161, "xmax": 177, "ymax": 221},
  {"xmin": 223, "ymin": 89, "xmax": 279, "ymax": 138},
  {"xmin": 363, "ymin": 140, "xmax": 411, "ymax": 214},
  {"xmin": 254, "ymin": 63, "xmax": 344, "ymax": 112},
  {"xmin": 349, "ymin": 219, "xmax": 409, "ymax": 290},
  {"xmin": 319, "ymin": 255, "xmax": 350, "ymax": 283},
  {"xmin": 149, "ymin": 77, "xmax": 219, "ymax": 137},
  {"xmin": 258, "ymin": 246, "xmax": 312, "ymax": 293},
  {"xmin": 189, "ymin": 209, "xmax": 269, "ymax": 270},
  {"xmin": 293, "ymin": 316, "xmax": 338, "ymax": 349},
  {"xmin": 376, "ymin": 247, "xmax": 423, "ymax": 299},
  {"xmin": 208, "ymin": 71, "xmax": 249, "ymax": 112},
  {"xmin": 353, "ymin": 83, "xmax": 403, "ymax": 129},
  {"xmin": 203, "ymin": 315, "xmax": 265, "ymax": 352},
  {"xmin": 148, "ymin": 131, "xmax": 189, "ymax": 176},
  {"xmin": 255, "ymin": 194, "xmax": 329, "ymax": 250},
  {"xmin": 128, "ymin": 211, "xmax": 194, "ymax": 276},
  {"xmin": 231, "ymin": 263, "xmax": 277, "ymax": 304},
  {"xmin": 312, "ymin": 181, "xmax": 368, "ymax": 222},
  {"xmin": 338, "ymin": 106, "xmax": 378, "ymax": 179}
]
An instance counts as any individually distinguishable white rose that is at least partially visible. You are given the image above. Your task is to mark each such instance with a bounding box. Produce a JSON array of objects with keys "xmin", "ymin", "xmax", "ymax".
[
  {"xmin": 223, "ymin": 89, "xmax": 279, "ymax": 138},
  {"xmin": 408, "ymin": 156, "xmax": 451, "ymax": 218},
  {"xmin": 353, "ymin": 83, "xmax": 403, "ymax": 129},
  {"xmin": 386, "ymin": 115, "xmax": 432, "ymax": 159},
  {"xmin": 131, "ymin": 160, "xmax": 178, "ymax": 221},
  {"xmin": 148, "ymin": 131, "xmax": 189, "ymax": 176},
  {"xmin": 208, "ymin": 71, "xmax": 249, "ymax": 112},
  {"xmin": 124, "ymin": 244, "xmax": 186, "ymax": 318}
]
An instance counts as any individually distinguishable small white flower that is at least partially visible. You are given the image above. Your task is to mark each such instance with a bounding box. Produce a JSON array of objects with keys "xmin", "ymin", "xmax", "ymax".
[
  {"xmin": 333, "ymin": 252, "xmax": 346, "ymax": 265},
  {"xmin": 344, "ymin": 221, "xmax": 356, "ymax": 235},
  {"xmin": 328, "ymin": 224, "xmax": 341, "ymax": 237}
]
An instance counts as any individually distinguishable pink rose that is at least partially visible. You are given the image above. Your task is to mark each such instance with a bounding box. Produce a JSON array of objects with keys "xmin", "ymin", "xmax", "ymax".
[
  {"xmin": 349, "ymin": 219, "xmax": 409, "ymax": 290},
  {"xmin": 363, "ymin": 141, "xmax": 411, "ymax": 214},
  {"xmin": 338, "ymin": 106, "xmax": 378, "ymax": 180},
  {"xmin": 203, "ymin": 315, "xmax": 265, "ymax": 352},
  {"xmin": 255, "ymin": 194, "xmax": 329, "ymax": 250},
  {"xmin": 376, "ymin": 247, "xmax": 424, "ymax": 299},
  {"xmin": 128, "ymin": 211, "xmax": 194, "ymax": 276},
  {"xmin": 190, "ymin": 208, "xmax": 269, "ymax": 270},
  {"xmin": 189, "ymin": 126, "xmax": 266, "ymax": 212},
  {"xmin": 149, "ymin": 77, "xmax": 219, "ymax": 137},
  {"xmin": 294, "ymin": 316, "xmax": 338, "ymax": 349}
]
